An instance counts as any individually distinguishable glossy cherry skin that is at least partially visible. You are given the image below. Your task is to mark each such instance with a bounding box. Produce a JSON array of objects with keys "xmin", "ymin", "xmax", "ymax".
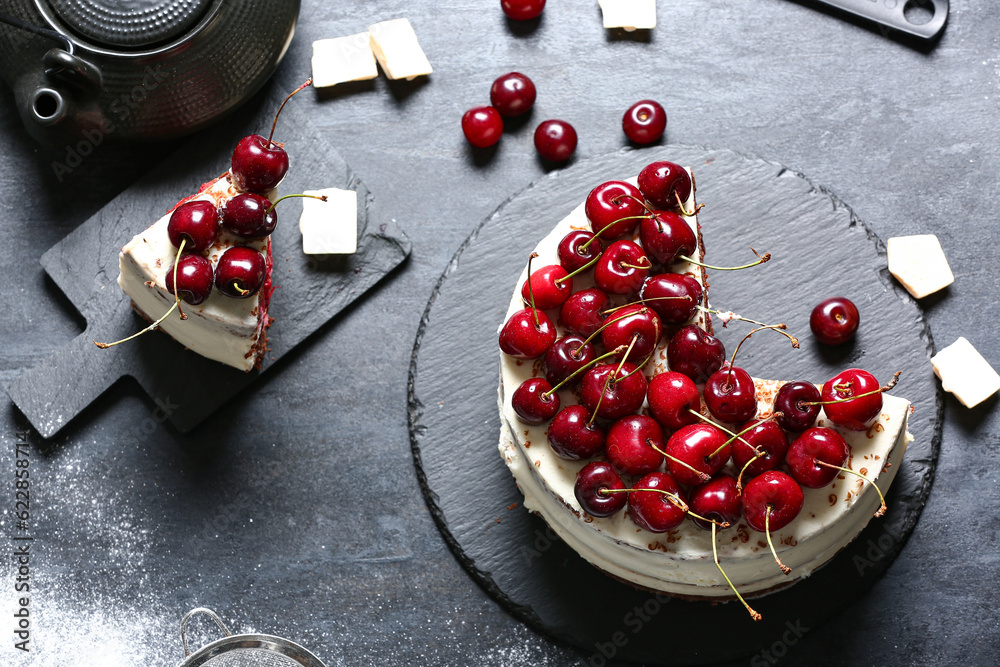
[
  {"xmin": 559, "ymin": 288, "xmax": 608, "ymax": 338},
  {"xmin": 501, "ymin": 0, "xmax": 545, "ymax": 20},
  {"xmin": 594, "ymin": 239, "xmax": 650, "ymax": 295},
  {"xmin": 521, "ymin": 264, "xmax": 572, "ymax": 310},
  {"xmin": 601, "ymin": 304, "xmax": 662, "ymax": 366},
  {"xmin": 667, "ymin": 325, "xmax": 726, "ymax": 383},
  {"xmin": 689, "ymin": 474, "xmax": 741, "ymax": 530},
  {"xmin": 821, "ymin": 368, "xmax": 882, "ymax": 431},
  {"xmin": 622, "ymin": 100, "xmax": 667, "ymax": 145},
  {"xmin": 785, "ymin": 427, "xmax": 849, "ymax": 488},
  {"xmin": 664, "ymin": 423, "xmax": 731, "ymax": 486},
  {"xmin": 639, "ymin": 273, "xmax": 702, "ymax": 324},
  {"xmin": 773, "ymin": 381, "xmax": 822, "ymax": 432},
  {"xmin": 580, "ymin": 362, "xmax": 648, "ymax": 420},
  {"xmin": 704, "ymin": 364, "xmax": 757, "ymax": 424},
  {"xmin": 637, "ymin": 161, "xmax": 692, "ymax": 211},
  {"xmin": 221, "ymin": 193, "xmax": 277, "ymax": 239},
  {"xmin": 167, "ymin": 200, "xmax": 219, "ymax": 252},
  {"xmin": 628, "ymin": 472, "xmax": 687, "ymax": 533},
  {"xmin": 731, "ymin": 419, "xmax": 789, "ymax": 480},
  {"xmin": 647, "ymin": 371, "xmax": 701, "ymax": 431},
  {"xmin": 534, "ymin": 119, "xmax": 577, "ymax": 162},
  {"xmin": 164, "ymin": 254, "xmax": 214, "ymax": 305},
  {"xmin": 606, "ymin": 414, "xmax": 665, "ymax": 476},
  {"xmin": 462, "ymin": 106, "xmax": 503, "ymax": 148},
  {"xmin": 499, "ymin": 308, "xmax": 557, "ymax": 359},
  {"xmin": 549, "ymin": 405, "xmax": 606, "ymax": 460},
  {"xmin": 215, "ymin": 246, "xmax": 266, "ymax": 298},
  {"xmin": 810, "ymin": 297, "xmax": 860, "ymax": 346},
  {"xmin": 585, "ymin": 180, "xmax": 646, "ymax": 240},
  {"xmin": 511, "ymin": 377, "xmax": 560, "ymax": 425},
  {"xmin": 638, "ymin": 210, "xmax": 697, "ymax": 266},
  {"xmin": 544, "ymin": 335, "xmax": 596, "ymax": 386},
  {"xmin": 490, "ymin": 72, "xmax": 536, "ymax": 117},
  {"xmin": 557, "ymin": 230, "xmax": 602, "ymax": 273},
  {"xmin": 575, "ymin": 461, "xmax": 626, "ymax": 517},
  {"xmin": 742, "ymin": 471, "xmax": 804, "ymax": 532},
  {"xmin": 231, "ymin": 135, "xmax": 288, "ymax": 193}
]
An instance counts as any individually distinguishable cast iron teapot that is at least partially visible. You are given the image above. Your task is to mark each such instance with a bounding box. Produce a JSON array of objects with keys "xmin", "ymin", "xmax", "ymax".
[{"xmin": 0, "ymin": 0, "xmax": 299, "ymax": 147}]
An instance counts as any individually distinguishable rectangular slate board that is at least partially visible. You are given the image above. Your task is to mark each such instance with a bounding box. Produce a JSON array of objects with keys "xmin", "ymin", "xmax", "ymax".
[{"xmin": 5, "ymin": 87, "xmax": 410, "ymax": 437}]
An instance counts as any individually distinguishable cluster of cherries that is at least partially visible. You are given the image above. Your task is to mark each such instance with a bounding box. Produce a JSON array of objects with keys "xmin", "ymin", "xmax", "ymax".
[
  {"xmin": 498, "ymin": 159, "xmax": 895, "ymax": 621},
  {"xmin": 97, "ymin": 80, "xmax": 322, "ymax": 349}
]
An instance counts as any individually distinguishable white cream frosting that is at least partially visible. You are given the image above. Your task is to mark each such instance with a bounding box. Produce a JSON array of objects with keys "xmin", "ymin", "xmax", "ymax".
[
  {"xmin": 116, "ymin": 174, "xmax": 274, "ymax": 372},
  {"xmin": 497, "ymin": 171, "xmax": 912, "ymax": 599}
]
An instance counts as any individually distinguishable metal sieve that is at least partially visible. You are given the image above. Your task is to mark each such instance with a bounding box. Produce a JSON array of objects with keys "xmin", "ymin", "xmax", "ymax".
[{"xmin": 178, "ymin": 608, "xmax": 327, "ymax": 667}]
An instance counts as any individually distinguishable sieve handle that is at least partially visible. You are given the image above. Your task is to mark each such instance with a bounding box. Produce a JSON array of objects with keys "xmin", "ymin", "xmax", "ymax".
[{"xmin": 180, "ymin": 607, "xmax": 232, "ymax": 656}]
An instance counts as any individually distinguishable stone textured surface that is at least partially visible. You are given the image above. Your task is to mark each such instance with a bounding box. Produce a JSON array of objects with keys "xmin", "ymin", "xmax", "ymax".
[{"xmin": 0, "ymin": 1, "xmax": 997, "ymax": 665}]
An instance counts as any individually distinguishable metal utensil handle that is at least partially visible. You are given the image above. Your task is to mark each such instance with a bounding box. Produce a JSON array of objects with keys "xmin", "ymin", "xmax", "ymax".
[
  {"xmin": 817, "ymin": 0, "xmax": 948, "ymax": 40},
  {"xmin": 180, "ymin": 608, "xmax": 232, "ymax": 656}
]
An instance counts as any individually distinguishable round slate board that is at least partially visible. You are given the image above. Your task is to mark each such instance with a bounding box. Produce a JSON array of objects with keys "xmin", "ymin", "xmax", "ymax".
[{"xmin": 408, "ymin": 146, "xmax": 941, "ymax": 665}]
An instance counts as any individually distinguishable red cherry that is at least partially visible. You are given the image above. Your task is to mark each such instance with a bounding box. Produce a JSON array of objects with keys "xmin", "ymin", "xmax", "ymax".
[
  {"xmin": 534, "ymin": 119, "xmax": 577, "ymax": 162},
  {"xmin": 785, "ymin": 427, "xmax": 849, "ymax": 488},
  {"xmin": 499, "ymin": 308, "xmax": 557, "ymax": 359},
  {"xmin": 462, "ymin": 106, "xmax": 504, "ymax": 148},
  {"xmin": 575, "ymin": 461, "xmax": 627, "ymax": 517},
  {"xmin": 606, "ymin": 414, "xmax": 665, "ymax": 476},
  {"xmin": 810, "ymin": 297, "xmax": 860, "ymax": 346},
  {"xmin": 638, "ymin": 210, "xmax": 697, "ymax": 265},
  {"xmin": 703, "ymin": 364, "xmax": 758, "ymax": 424},
  {"xmin": 628, "ymin": 472, "xmax": 687, "ymax": 533},
  {"xmin": 773, "ymin": 381, "xmax": 822, "ymax": 432},
  {"xmin": 549, "ymin": 405, "xmax": 606, "ymax": 460},
  {"xmin": 521, "ymin": 264, "xmax": 572, "ymax": 310},
  {"xmin": 490, "ymin": 72, "xmax": 536, "ymax": 117},
  {"xmin": 647, "ymin": 371, "xmax": 701, "ymax": 431},
  {"xmin": 622, "ymin": 100, "xmax": 667, "ymax": 145},
  {"xmin": 215, "ymin": 246, "xmax": 266, "ymax": 298},
  {"xmin": 821, "ymin": 368, "xmax": 882, "ymax": 431},
  {"xmin": 231, "ymin": 135, "xmax": 288, "ymax": 193},
  {"xmin": 637, "ymin": 161, "xmax": 692, "ymax": 211},
  {"xmin": 559, "ymin": 288, "xmax": 608, "ymax": 338},
  {"xmin": 221, "ymin": 193, "xmax": 277, "ymax": 239},
  {"xmin": 511, "ymin": 377, "xmax": 560, "ymax": 425},
  {"xmin": 638, "ymin": 273, "xmax": 702, "ymax": 324},
  {"xmin": 593, "ymin": 239, "xmax": 650, "ymax": 295},
  {"xmin": 580, "ymin": 362, "xmax": 648, "ymax": 420},
  {"xmin": 557, "ymin": 230, "xmax": 602, "ymax": 273},
  {"xmin": 584, "ymin": 181, "xmax": 646, "ymax": 240},
  {"xmin": 688, "ymin": 474, "xmax": 741, "ymax": 530},
  {"xmin": 501, "ymin": 0, "xmax": 545, "ymax": 20},
  {"xmin": 664, "ymin": 423, "xmax": 731, "ymax": 486},
  {"xmin": 742, "ymin": 471, "xmax": 804, "ymax": 532},
  {"xmin": 543, "ymin": 335, "xmax": 596, "ymax": 385},
  {"xmin": 731, "ymin": 419, "xmax": 789, "ymax": 481},
  {"xmin": 167, "ymin": 200, "xmax": 219, "ymax": 252},
  {"xmin": 600, "ymin": 304, "xmax": 662, "ymax": 366},
  {"xmin": 164, "ymin": 254, "xmax": 214, "ymax": 305},
  {"xmin": 667, "ymin": 325, "xmax": 725, "ymax": 383}
]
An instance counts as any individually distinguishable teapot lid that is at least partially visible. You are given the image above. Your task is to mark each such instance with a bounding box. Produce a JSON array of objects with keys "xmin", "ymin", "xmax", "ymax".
[{"xmin": 44, "ymin": 0, "xmax": 212, "ymax": 48}]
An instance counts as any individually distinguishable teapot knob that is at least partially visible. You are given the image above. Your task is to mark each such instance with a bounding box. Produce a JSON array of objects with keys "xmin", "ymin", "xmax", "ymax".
[{"xmin": 42, "ymin": 48, "xmax": 102, "ymax": 90}]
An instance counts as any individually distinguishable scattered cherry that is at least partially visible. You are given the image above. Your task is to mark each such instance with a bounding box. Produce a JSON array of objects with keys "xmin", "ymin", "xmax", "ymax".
[
  {"xmin": 622, "ymin": 100, "xmax": 667, "ymax": 145},
  {"xmin": 575, "ymin": 461, "xmax": 626, "ymax": 517},
  {"xmin": 559, "ymin": 288, "xmax": 608, "ymax": 337},
  {"xmin": 664, "ymin": 423, "xmax": 730, "ymax": 486},
  {"xmin": 501, "ymin": 0, "xmax": 545, "ymax": 20},
  {"xmin": 499, "ymin": 307, "xmax": 557, "ymax": 359},
  {"xmin": 773, "ymin": 381, "xmax": 821, "ymax": 432},
  {"xmin": 462, "ymin": 106, "xmax": 504, "ymax": 148},
  {"xmin": 601, "ymin": 304, "xmax": 661, "ymax": 366},
  {"xmin": 490, "ymin": 72, "xmax": 536, "ymax": 117},
  {"xmin": 606, "ymin": 414, "xmax": 665, "ymax": 476},
  {"xmin": 511, "ymin": 377, "xmax": 560, "ymax": 425},
  {"xmin": 810, "ymin": 297, "xmax": 860, "ymax": 346},
  {"xmin": 580, "ymin": 362, "xmax": 647, "ymax": 420},
  {"xmin": 534, "ymin": 119, "xmax": 577, "ymax": 162},
  {"xmin": 544, "ymin": 335, "xmax": 596, "ymax": 385},
  {"xmin": 637, "ymin": 161, "xmax": 692, "ymax": 211},
  {"xmin": 557, "ymin": 230, "xmax": 602, "ymax": 273},
  {"xmin": 638, "ymin": 210, "xmax": 697, "ymax": 265},
  {"xmin": 628, "ymin": 472, "xmax": 687, "ymax": 533},
  {"xmin": 821, "ymin": 368, "xmax": 882, "ymax": 431},
  {"xmin": 639, "ymin": 273, "xmax": 702, "ymax": 324},
  {"xmin": 164, "ymin": 254, "xmax": 214, "ymax": 305},
  {"xmin": 785, "ymin": 427, "xmax": 849, "ymax": 488},
  {"xmin": 704, "ymin": 364, "xmax": 758, "ymax": 424},
  {"xmin": 667, "ymin": 325, "xmax": 725, "ymax": 383},
  {"xmin": 647, "ymin": 371, "xmax": 701, "ymax": 431},
  {"xmin": 167, "ymin": 200, "xmax": 219, "ymax": 252},
  {"xmin": 594, "ymin": 239, "xmax": 650, "ymax": 295},
  {"xmin": 584, "ymin": 181, "xmax": 646, "ymax": 240},
  {"xmin": 231, "ymin": 79, "xmax": 311, "ymax": 193},
  {"xmin": 549, "ymin": 405, "xmax": 606, "ymax": 460},
  {"xmin": 688, "ymin": 474, "xmax": 742, "ymax": 530}
]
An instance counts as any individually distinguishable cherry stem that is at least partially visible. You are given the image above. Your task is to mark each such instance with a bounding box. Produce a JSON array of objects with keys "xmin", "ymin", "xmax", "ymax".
[
  {"xmin": 601, "ymin": 487, "xmax": 691, "ymax": 514},
  {"xmin": 94, "ymin": 240, "xmax": 188, "ymax": 349},
  {"xmin": 765, "ymin": 506, "xmax": 792, "ymax": 575},
  {"xmin": 816, "ymin": 461, "xmax": 887, "ymax": 517},
  {"xmin": 555, "ymin": 252, "xmax": 601, "ymax": 284},
  {"xmin": 604, "ymin": 295, "xmax": 690, "ymax": 316},
  {"xmin": 525, "ymin": 252, "xmax": 540, "ymax": 328},
  {"xmin": 621, "ymin": 345, "xmax": 654, "ymax": 379},
  {"xmin": 648, "ymin": 440, "xmax": 711, "ymax": 483},
  {"xmin": 621, "ymin": 257, "xmax": 653, "ymax": 271},
  {"xmin": 674, "ymin": 190, "xmax": 704, "ymax": 218},
  {"xmin": 264, "ymin": 193, "xmax": 328, "ymax": 217},
  {"xmin": 712, "ymin": 523, "xmax": 762, "ymax": 622},
  {"xmin": 541, "ymin": 345, "xmax": 627, "ymax": 398},
  {"xmin": 686, "ymin": 410, "xmax": 757, "ymax": 457},
  {"xmin": 575, "ymin": 308, "xmax": 649, "ymax": 355},
  {"xmin": 580, "ymin": 213, "xmax": 650, "ymax": 251},
  {"xmin": 612, "ymin": 194, "xmax": 655, "ymax": 215},
  {"xmin": 611, "ymin": 335, "xmax": 637, "ymax": 383},
  {"xmin": 736, "ymin": 453, "xmax": 763, "ymax": 493},
  {"xmin": 695, "ymin": 305, "xmax": 774, "ymax": 329},
  {"xmin": 802, "ymin": 371, "xmax": 902, "ymax": 408},
  {"xmin": 232, "ymin": 282, "xmax": 249, "ymax": 296},
  {"xmin": 678, "ymin": 246, "xmax": 771, "ymax": 272},
  {"xmin": 267, "ymin": 78, "xmax": 313, "ymax": 146},
  {"xmin": 723, "ymin": 325, "xmax": 800, "ymax": 390}
]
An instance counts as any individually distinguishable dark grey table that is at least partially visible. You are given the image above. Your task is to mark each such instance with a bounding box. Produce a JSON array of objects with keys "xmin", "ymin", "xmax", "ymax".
[{"xmin": 1, "ymin": 1, "xmax": 997, "ymax": 665}]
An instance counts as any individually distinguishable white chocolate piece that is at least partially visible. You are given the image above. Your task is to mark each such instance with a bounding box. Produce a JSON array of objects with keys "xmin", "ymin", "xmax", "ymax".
[
  {"xmin": 931, "ymin": 337, "xmax": 1000, "ymax": 408},
  {"xmin": 368, "ymin": 18, "xmax": 433, "ymax": 81},
  {"xmin": 311, "ymin": 33, "xmax": 378, "ymax": 88},
  {"xmin": 598, "ymin": 0, "xmax": 656, "ymax": 31},
  {"xmin": 887, "ymin": 234, "xmax": 954, "ymax": 299},
  {"xmin": 299, "ymin": 188, "xmax": 358, "ymax": 255}
]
